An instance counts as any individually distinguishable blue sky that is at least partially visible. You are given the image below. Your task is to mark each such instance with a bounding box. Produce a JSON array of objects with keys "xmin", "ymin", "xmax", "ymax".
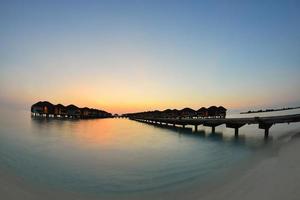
[{"xmin": 0, "ymin": 0, "xmax": 300, "ymax": 113}]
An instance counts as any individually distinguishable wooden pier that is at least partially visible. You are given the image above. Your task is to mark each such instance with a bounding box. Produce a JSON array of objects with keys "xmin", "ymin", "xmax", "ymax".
[{"xmin": 130, "ymin": 114, "xmax": 300, "ymax": 138}]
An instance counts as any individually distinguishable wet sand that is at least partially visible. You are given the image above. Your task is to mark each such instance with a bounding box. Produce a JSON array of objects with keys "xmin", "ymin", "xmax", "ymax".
[
  {"xmin": 202, "ymin": 132, "xmax": 300, "ymax": 200},
  {"xmin": 1, "ymin": 133, "xmax": 300, "ymax": 200}
]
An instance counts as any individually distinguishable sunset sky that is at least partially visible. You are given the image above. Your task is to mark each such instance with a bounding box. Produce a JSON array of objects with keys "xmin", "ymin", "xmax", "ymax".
[{"xmin": 1, "ymin": 0, "xmax": 300, "ymax": 114}]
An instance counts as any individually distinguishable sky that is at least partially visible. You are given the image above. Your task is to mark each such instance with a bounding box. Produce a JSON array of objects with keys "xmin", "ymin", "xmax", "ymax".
[{"xmin": 0, "ymin": 0, "xmax": 300, "ymax": 114}]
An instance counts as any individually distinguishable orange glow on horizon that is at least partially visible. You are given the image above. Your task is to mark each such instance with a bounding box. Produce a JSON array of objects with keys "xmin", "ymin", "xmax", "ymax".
[
  {"xmin": 26, "ymin": 94, "xmax": 272, "ymax": 115},
  {"xmin": 2, "ymin": 78, "xmax": 295, "ymax": 114}
]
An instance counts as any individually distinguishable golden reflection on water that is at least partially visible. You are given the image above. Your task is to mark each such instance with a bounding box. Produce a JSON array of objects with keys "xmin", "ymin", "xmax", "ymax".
[
  {"xmin": 4, "ymin": 110, "xmax": 300, "ymax": 196},
  {"xmin": 30, "ymin": 117, "xmax": 184, "ymax": 152}
]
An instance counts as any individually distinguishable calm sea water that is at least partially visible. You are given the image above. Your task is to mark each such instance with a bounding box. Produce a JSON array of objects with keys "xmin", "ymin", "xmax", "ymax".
[{"xmin": 0, "ymin": 108, "xmax": 300, "ymax": 198}]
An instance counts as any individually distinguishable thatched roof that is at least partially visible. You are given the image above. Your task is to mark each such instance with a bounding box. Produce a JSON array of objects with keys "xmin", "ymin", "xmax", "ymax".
[
  {"xmin": 180, "ymin": 107, "xmax": 196, "ymax": 112},
  {"xmin": 208, "ymin": 106, "xmax": 218, "ymax": 111},
  {"xmin": 66, "ymin": 104, "xmax": 80, "ymax": 110},
  {"xmin": 198, "ymin": 107, "xmax": 207, "ymax": 112},
  {"xmin": 162, "ymin": 109, "xmax": 173, "ymax": 113},
  {"xmin": 172, "ymin": 109, "xmax": 179, "ymax": 114},
  {"xmin": 31, "ymin": 101, "xmax": 112, "ymax": 116},
  {"xmin": 55, "ymin": 104, "xmax": 65, "ymax": 109},
  {"xmin": 80, "ymin": 107, "xmax": 90, "ymax": 111},
  {"xmin": 32, "ymin": 101, "xmax": 53, "ymax": 108},
  {"xmin": 218, "ymin": 106, "xmax": 227, "ymax": 111}
]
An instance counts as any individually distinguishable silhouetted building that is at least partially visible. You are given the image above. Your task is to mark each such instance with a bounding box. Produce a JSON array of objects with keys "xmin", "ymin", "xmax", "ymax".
[
  {"xmin": 31, "ymin": 101, "xmax": 112, "ymax": 119},
  {"xmin": 54, "ymin": 104, "xmax": 66, "ymax": 116},
  {"xmin": 161, "ymin": 109, "xmax": 173, "ymax": 118},
  {"xmin": 31, "ymin": 101, "xmax": 54, "ymax": 116},
  {"xmin": 66, "ymin": 105, "xmax": 81, "ymax": 118},
  {"xmin": 208, "ymin": 106, "xmax": 218, "ymax": 118},
  {"xmin": 80, "ymin": 107, "xmax": 90, "ymax": 118},
  {"xmin": 217, "ymin": 106, "xmax": 227, "ymax": 118},
  {"xmin": 179, "ymin": 108, "xmax": 196, "ymax": 118},
  {"xmin": 123, "ymin": 105, "xmax": 227, "ymax": 119},
  {"xmin": 197, "ymin": 107, "xmax": 208, "ymax": 118}
]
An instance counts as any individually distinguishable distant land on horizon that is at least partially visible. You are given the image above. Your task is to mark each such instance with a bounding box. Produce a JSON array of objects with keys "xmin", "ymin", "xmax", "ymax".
[{"xmin": 240, "ymin": 106, "xmax": 300, "ymax": 114}]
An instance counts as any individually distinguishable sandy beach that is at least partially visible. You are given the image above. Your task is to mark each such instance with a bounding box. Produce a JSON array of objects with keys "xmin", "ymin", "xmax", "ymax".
[
  {"xmin": 1, "ymin": 132, "xmax": 300, "ymax": 200},
  {"xmin": 202, "ymin": 132, "xmax": 300, "ymax": 200}
]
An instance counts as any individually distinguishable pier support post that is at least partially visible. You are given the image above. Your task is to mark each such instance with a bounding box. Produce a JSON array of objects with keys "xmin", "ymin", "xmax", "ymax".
[
  {"xmin": 264, "ymin": 128, "xmax": 270, "ymax": 139},
  {"xmin": 203, "ymin": 122, "xmax": 223, "ymax": 134},
  {"xmin": 235, "ymin": 128, "xmax": 239, "ymax": 137},
  {"xmin": 226, "ymin": 123, "xmax": 245, "ymax": 138},
  {"xmin": 212, "ymin": 126, "xmax": 215, "ymax": 133},
  {"xmin": 259, "ymin": 123, "xmax": 272, "ymax": 139},
  {"xmin": 183, "ymin": 125, "xmax": 185, "ymax": 128},
  {"xmin": 195, "ymin": 125, "xmax": 198, "ymax": 132}
]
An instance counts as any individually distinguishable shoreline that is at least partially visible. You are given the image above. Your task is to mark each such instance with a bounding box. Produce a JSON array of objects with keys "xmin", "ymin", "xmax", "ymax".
[
  {"xmin": 200, "ymin": 130, "xmax": 300, "ymax": 200},
  {"xmin": 240, "ymin": 107, "xmax": 300, "ymax": 114},
  {"xmin": 1, "ymin": 130, "xmax": 300, "ymax": 200}
]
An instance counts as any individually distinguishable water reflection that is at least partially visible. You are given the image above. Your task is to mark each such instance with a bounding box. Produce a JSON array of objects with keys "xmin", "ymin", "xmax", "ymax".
[
  {"xmin": 1, "ymin": 111, "xmax": 290, "ymax": 197},
  {"xmin": 133, "ymin": 118, "xmax": 268, "ymax": 149}
]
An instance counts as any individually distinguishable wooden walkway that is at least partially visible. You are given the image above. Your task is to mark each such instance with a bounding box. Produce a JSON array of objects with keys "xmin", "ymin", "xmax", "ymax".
[{"xmin": 130, "ymin": 114, "xmax": 300, "ymax": 138}]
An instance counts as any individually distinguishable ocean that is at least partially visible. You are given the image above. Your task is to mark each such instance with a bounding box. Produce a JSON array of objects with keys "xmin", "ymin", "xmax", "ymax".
[{"xmin": 1, "ymin": 108, "xmax": 300, "ymax": 199}]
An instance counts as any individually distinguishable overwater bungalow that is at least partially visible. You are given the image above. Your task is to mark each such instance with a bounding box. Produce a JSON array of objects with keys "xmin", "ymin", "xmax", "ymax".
[
  {"xmin": 207, "ymin": 106, "xmax": 218, "ymax": 118},
  {"xmin": 99, "ymin": 110, "xmax": 113, "ymax": 118},
  {"xmin": 179, "ymin": 108, "xmax": 196, "ymax": 118},
  {"xmin": 80, "ymin": 107, "xmax": 90, "ymax": 118},
  {"xmin": 31, "ymin": 101, "xmax": 54, "ymax": 117},
  {"xmin": 88, "ymin": 108, "xmax": 97, "ymax": 118},
  {"xmin": 66, "ymin": 105, "xmax": 81, "ymax": 118},
  {"xmin": 197, "ymin": 107, "xmax": 208, "ymax": 118},
  {"xmin": 54, "ymin": 104, "xmax": 67, "ymax": 117},
  {"xmin": 123, "ymin": 105, "xmax": 227, "ymax": 120},
  {"xmin": 172, "ymin": 109, "xmax": 180, "ymax": 118},
  {"xmin": 31, "ymin": 101, "xmax": 112, "ymax": 119},
  {"xmin": 207, "ymin": 106, "xmax": 227, "ymax": 118},
  {"xmin": 152, "ymin": 110, "xmax": 161, "ymax": 118},
  {"xmin": 217, "ymin": 106, "xmax": 227, "ymax": 118},
  {"xmin": 31, "ymin": 102, "xmax": 44, "ymax": 115},
  {"xmin": 161, "ymin": 109, "xmax": 173, "ymax": 118}
]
